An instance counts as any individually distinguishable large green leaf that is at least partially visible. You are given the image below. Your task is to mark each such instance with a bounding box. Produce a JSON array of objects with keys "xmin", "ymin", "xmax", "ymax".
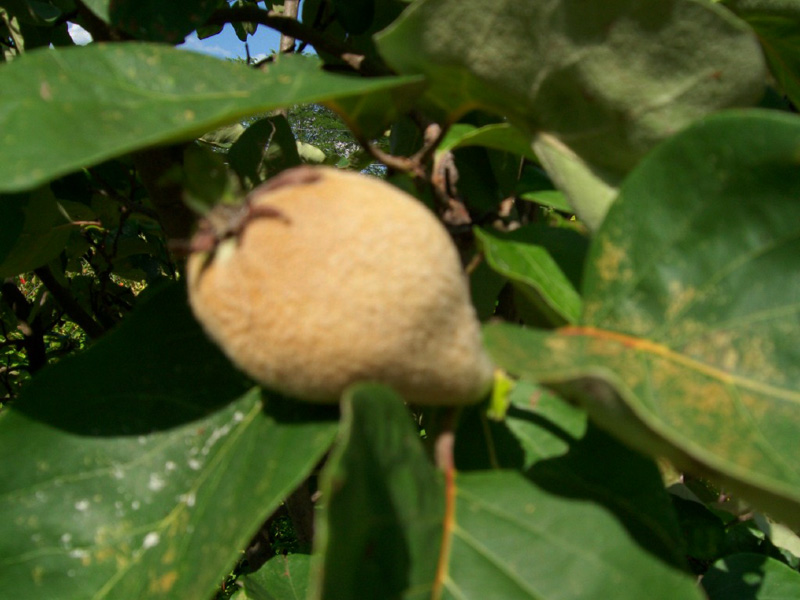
[
  {"xmin": 0, "ymin": 187, "xmax": 73, "ymax": 277},
  {"xmin": 724, "ymin": 0, "xmax": 800, "ymax": 106},
  {"xmin": 81, "ymin": 0, "xmax": 221, "ymax": 43},
  {"xmin": 702, "ymin": 553, "xmax": 800, "ymax": 599},
  {"xmin": 377, "ymin": 0, "xmax": 766, "ymax": 229},
  {"xmin": 484, "ymin": 110, "xmax": 800, "ymax": 527},
  {"xmin": 0, "ymin": 283, "xmax": 339, "ymax": 599},
  {"xmin": 378, "ymin": 0, "xmax": 764, "ymax": 171},
  {"xmin": 311, "ymin": 384, "xmax": 444, "ymax": 600},
  {"xmin": 0, "ymin": 46, "xmax": 422, "ymax": 193},
  {"xmin": 445, "ymin": 464, "xmax": 701, "ymax": 599},
  {"xmin": 448, "ymin": 385, "xmax": 700, "ymax": 599}
]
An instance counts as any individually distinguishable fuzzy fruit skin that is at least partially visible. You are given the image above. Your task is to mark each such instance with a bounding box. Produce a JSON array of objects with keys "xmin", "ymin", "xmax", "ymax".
[{"xmin": 187, "ymin": 166, "xmax": 493, "ymax": 405}]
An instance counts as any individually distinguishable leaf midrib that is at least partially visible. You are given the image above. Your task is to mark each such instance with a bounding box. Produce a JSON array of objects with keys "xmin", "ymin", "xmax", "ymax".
[{"xmin": 560, "ymin": 326, "xmax": 799, "ymax": 404}]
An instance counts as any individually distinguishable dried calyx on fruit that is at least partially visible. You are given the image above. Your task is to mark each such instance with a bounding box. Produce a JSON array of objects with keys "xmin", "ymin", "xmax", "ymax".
[{"xmin": 186, "ymin": 166, "xmax": 494, "ymax": 405}]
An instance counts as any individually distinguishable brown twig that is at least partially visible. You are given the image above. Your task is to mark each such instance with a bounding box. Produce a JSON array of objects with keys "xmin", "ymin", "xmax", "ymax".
[
  {"xmin": 432, "ymin": 407, "xmax": 459, "ymax": 600},
  {"xmin": 356, "ymin": 134, "xmax": 422, "ymax": 176},
  {"xmin": 355, "ymin": 121, "xmax": 451, "ymax": 182},
  {"xmin": 464, "ymin": 252, "xmax": 483, "ymax": 276}
]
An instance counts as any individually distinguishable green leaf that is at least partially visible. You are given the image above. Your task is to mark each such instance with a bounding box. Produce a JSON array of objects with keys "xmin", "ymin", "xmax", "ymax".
[
  {"xmin": 513, "ymin": 165, "xmax": 574, "ymax": 214},
  {"xmin": 196, "ymin": 22, "xmax": 224, "ymax": 40},
  {"xmin": 0, "ymin": 186, "xmax": 73, "ymax": 278},
  {"xmin": 377, "ymin": 0, "xmax": 766, "ymax": 228},
  {"xmin": 721, "ymin": 521, "xmax": 768, "ymax": 557},
  {"xmin": 303, "ymin": 0, "xmax": 408, "ymax": 68},
  {"xmin": 504, "ymin": 380, "xmax": 588, "ymax": 467},
  {"xmin": 451, "ymin": 385, "xmax": 699, "ymax": 599},
  {"xmin": 457, "ymin": 380, "xmax": 584, "ymax": 471},
  {"xmin": 229, "ymin": 116, "xmax": 302, "ymax": 188},
  {"xmin": 670, "ymin": 497, "xmax": 727, "ymax": 562},
  {"xmin": 239, "ymin": 554, "xmax": 311, "ymax": 600},
  {"xmin": 200, "ymin": 122, "xmax": 247, "ymax": 149},
  {"xmin": 518, "ymin": 190, "xmax": 573, "ymax": 214},
  {"xmin": 81, "ymin": 0, "xmax": 221, "ymax": 43},
  {"xmin": 0, "ymin": 283, "xmax": 339, "ymax": 599},
  {"xmin": 702, "ymin": 553, "xmax": 800, "ymax": 599},
  {"xmin": 475, "ymin": 226, "xmax": 585, "ymax": 325},
  {"xmin": 724, "ymin": 0, "xmax": 800, "ymax": 107},
  {"xmin": 445, "ymin": 467, "xmax": 701, "ymax": 600},
  {"xmin": 532, "ymin": 133, "xmax": 621, "ymax": 230},
  {"xmin": 312, "ymin": 384, "xmax": 444, "ymax": 600},
  {"xmin": 182, "ymin": 142, "xmax": 236, "ymax": 214},
  {"xmin": 378, "ymin": 0, "xmax": 764, "ymax": 171},
  {"xmin": 296, "ymin": 141, "xmax": 327, "ymax": 164},
  {"xmin": 331, "ymin": 0, "xmax": 375, "ymax": 34},
  {"xmin": 0, "ymin": 46, "xmax": 423, "ymax": 193},
  {"xmin": 436, "ymin": 123, "xmax": 539, "ymax": 163},
  {"xmin": 3, "ymin": 0, "xmax": 63, "ymax": 25},
  {"xmin": 753, "ymin": 513, "xmax": 800, "ymax": 564},
  {"xmin": 484, "ymin": 110, "xmax": 800, "ymax": 527},
  {"xmin": 468, "ymin": 259, "xmax": 506, "ymax": 321}
]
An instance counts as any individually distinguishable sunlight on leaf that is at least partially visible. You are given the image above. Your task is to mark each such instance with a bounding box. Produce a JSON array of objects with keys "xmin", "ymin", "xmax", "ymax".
[
  {"xmin": 0, "ymin": 284, "xmax": 338, "ymax": 599},
  {"xmin": 485, "ymin": 110, "xmax": 800, "ymax": 527},
  {"xmin": 0, "ymin": 46, "xmax": 421, "ymax": 193}
]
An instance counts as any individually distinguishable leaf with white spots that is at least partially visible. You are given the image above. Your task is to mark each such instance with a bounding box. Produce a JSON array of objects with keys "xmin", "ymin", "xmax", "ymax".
[
  {"xmin": 0, "ymin": 283, "xmax": 339, "ymax": 599},
  {"xmin": 485, "ymin": 110, "xmax": 800, "ymax": 527},
  {"xmin": 0, "ymin": 45, "xmax": 423, "ymax": 193}
]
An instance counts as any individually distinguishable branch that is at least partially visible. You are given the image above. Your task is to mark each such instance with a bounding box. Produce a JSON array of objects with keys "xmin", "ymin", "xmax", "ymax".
[
  {"xmin": 279, "ymin": 0, "xmax": 299, "ymax": 54},
  {"xmin": 355, "ymin": 122, "xmax": 450, "ymax": 185},
  {"xmin": 354, "ymin": 134, "xmax": 422, "ymax": 176},
  {"xmin": 205, "ymin": 6, "xmax": 389, "ymax": 75}
]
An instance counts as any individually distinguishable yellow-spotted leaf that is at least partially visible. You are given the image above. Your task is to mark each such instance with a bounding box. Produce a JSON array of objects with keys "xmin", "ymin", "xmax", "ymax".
[{"xmin": 485, "ymin": 110, "xmax": 800, "ymax": 527}]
